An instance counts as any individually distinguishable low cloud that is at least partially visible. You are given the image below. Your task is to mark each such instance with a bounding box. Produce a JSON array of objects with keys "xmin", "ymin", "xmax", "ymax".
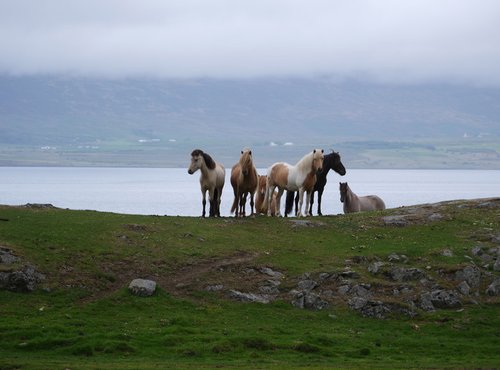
[{"xmin": 1, "ymin": 0, "xmax": 499, "ymax": 85}]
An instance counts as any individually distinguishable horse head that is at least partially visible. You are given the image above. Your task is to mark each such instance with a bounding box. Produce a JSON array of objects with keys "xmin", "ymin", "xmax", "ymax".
[
  {"xmin": 258, "ymin": 175, "xmax": 267, "ymax": 196},
  {"xmin": 339, "ymin": 182, "xmax": 348, "ymax": 203},
  {"xmin": 312, "ymin": 149, "xmax": 324, "ymax": 173},
  {"xmin": 327, "ymin": 149, "xmax": 346, "ymax": 176},
  {"xmin": 239, "ymin": 149, "xmax": 253, "ymax": 176},
  {"xmin": 188, "ymin": 149, "xmax": 216, "ymax": 174}
]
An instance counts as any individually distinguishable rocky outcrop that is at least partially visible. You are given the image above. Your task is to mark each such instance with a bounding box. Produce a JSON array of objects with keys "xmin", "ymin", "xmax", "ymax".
[{"xmin": 0, "ymin": 247, "xmax": 45, "ymax": 292}]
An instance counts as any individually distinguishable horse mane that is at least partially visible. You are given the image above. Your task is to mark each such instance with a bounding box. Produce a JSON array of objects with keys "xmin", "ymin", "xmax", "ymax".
[
  {"xmin": 191, "ymin": 149, "xmax": 216, "ymax": 170},
  {"xmin": 295, "ymin": 150, "xmax": 314, "ymax": 171}
]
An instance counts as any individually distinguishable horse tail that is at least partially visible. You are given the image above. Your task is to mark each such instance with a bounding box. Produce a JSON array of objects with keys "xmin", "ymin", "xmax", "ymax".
[
  {"xmin": 230, "ymin": 193, "xmax": 238, "ymax": 214},
  {"xmin": 285, "ymin": 191, "xmax": 295, "ymax": 215}
]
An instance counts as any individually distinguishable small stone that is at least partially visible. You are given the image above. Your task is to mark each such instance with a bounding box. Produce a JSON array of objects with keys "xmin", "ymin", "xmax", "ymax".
[
  {"xmin": 441, "ymin": 249, "xmax": 453, "ymax": 257},
  {"xmin": 128, "ymin": 279, "xmax": 156, "ymax": 297},
  {"xmin": 486, "ymin": 278, "xmax": 500, "ymax": 296},
  {"xmin": 368, "ymin": 261, "xmax": 384, "ymax": 274},
  {"xmin": 457, "ymin": 281, "xmax": 470, "ymax": 295}
]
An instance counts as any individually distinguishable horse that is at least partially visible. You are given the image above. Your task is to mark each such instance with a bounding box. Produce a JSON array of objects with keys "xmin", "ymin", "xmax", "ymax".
[
  {"xmin": 263, "ymin": 149, "xmax": 324, "ymax": 217},
  {"xmin": 339, "ymin": 182, "xmax": 386, "ymax": 214},
  {"xmin": 285, "ymin": 150, "xmax": 346, "ymax": 216},
  {"xmin": 230, "ymin": 149, "xmax": 258, "ymax": 217},
  {"xmin": 188, "ymin": 149, "xmax": 225, "ymax": 217},
  {"xmin": 255, "ymin": 174, "xmax": 277, "ymax": 216}
]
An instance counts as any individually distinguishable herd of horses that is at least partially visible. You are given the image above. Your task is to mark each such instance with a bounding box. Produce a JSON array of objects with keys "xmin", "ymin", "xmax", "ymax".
[{"xmin": 187, "ymin": 148, "xmax": 386, "ymax": 218}]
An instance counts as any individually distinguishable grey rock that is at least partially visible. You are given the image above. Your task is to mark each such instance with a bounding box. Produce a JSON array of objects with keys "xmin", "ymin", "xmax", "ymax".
[
  {"xmin": 428, "ymin": 213, "xmax": 443, "ymax": 221},
  {"xmin": 340, "ymin": 270, "xmax": 360, "ymax": 279},
  {"xmin": 348, "ymin": 297, "xmax": 368, "ymax": 310},
  {"xmin": 349, "ymin": 298, "xmax": 391, "ymax": 319},
  {"xmin": 486, "ymin": 278, "xmax": 500, "ymax": 296},
  {"xmin": 368, "ymin": 261, "xmax": 385, "ymax": 274},
  {"xmin": 382, "ymin": 215, "xmax": 409, "ymax": 227},
  {"xmin": 387, "ymin": 267, "xmax": 425, "ymax": 282},
  {"xmin": 128, "ymin": 279, "xmax": 157, "ymax": 297},
  {"xmin": 297, "ymin": 279, "xmax": 317, "ymax": 292},
  {"xmin": 228, "ymin": 290, "xmax": 271, "ymax": 304},
  {"xmin": 205, "ymin": 284, "xmax": 224, "ymax": 292},
  {"xmin": 455, "ymin": 265, "xmax": 481, "ymax": 288},
  {"xmin": 441, "ymin": 249, "xmax": 454, "ymax": 257},
  {"xmin": 259, "ymin": 280, "xmax": 280, "ymax": 295},
  {"xmin": 387, "ymin": 253, "xmax": 409, "ymax": 263},
  {"xmin": 259, "ymin": 267, "xmax": 284, "ymax": 279},
  {"xmin": 289, "ymin": 220, "xmax": 325, "ymax": 228},
  {"xmin": 471, "ymin": 246, "xmax": 483, "ymax": 256},
  {"xmin": 0, "ymin": 266, "xmax": 45, "ymax": 292},
  {"xmin": 457, "ymin": 281, "xmax": 471, "ymax": 295},
  {"xmin": 494, "ymin": 259, "xmax": 500, "ymax": 272},
  {"xmin": 419, "ymin": 292, "xmax": 435, "ymax": 311},
  {"xmin": 337, "ymin": 285, "xmax": 350, "ymax": 295},
  {"xmin": 292, "ymin": 291, "xmax": 328, "ymax": 310},
  {"xmin": 351, "ymin": 284, "xmax": 372, "ymax": 298},
  {"xmin": 428, "ymin": 289, "xmax": 462, "ymax": 309},
  {"xmin": 0, "ymin": 248, "xmax": 20, "ymax": 264}
]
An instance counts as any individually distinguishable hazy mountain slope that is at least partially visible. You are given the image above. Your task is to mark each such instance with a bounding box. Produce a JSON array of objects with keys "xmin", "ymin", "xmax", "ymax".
[{"xmin": 1, "ymin": 76, "xmax": 499, "ymax": 147}]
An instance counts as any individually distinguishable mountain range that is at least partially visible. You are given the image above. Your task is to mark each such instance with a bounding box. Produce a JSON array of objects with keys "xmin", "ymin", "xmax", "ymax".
[{"xmin": 0, "ymin": 76, "xmax": 499, "ymax": 168}]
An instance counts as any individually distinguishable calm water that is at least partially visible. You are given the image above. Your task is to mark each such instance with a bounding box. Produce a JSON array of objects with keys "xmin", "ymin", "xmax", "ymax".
[{"xmin": 0, "ymin": 167, "xmax": 499, "ymax": 216}]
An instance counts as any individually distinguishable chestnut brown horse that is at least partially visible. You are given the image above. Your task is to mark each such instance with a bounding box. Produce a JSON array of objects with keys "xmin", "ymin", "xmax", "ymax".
[
  {"xmin": 339, "ymin": 182, "xmax": 386, "ymax": 214},
  {"xmin": 263, "ymin": 149, "xmax": 324, "ymax": 217},
  {"xmin": 188, "ymin": 149, "xmax": 225, "ymax": 217},
  {"xmin": 230, "ymin": 149, "xmax": 258, "ymax": 217},
  {"xmin": 255, "ymin": 174, "xmax": 277, "ymax": 216}
]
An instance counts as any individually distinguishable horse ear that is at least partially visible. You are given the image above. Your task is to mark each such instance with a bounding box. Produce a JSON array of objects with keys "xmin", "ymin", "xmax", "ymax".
[
  {"xmin": 321, "ymin": 149, "xmax": 324, "ymax": 153},
  {"xmin": 313, "ymin": 149, "xmax": 316, "ymax": 153},
  {"xmin": 249, "ymin": 150, "xmax": 252, "ymax": 155},
  {"xmin": 241, "ymin": 150, "xmax": 243, "ymax": 154}
]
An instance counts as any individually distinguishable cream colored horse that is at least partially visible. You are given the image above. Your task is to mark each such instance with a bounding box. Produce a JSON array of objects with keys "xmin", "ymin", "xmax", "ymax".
[
  {"xmin": 264, "ymin": 149, "xmax": 324, "ymax": 217},
  {"xmin": 230, "ymin": 149, "xmax": 258, "ymax": 217},
  {"xmin": 339, "ymin": 182, "xmax": 386, "ymax": 214},
  {"xmin": 188, "ymin": 149, "xmax": 225, "ymax": 217}
]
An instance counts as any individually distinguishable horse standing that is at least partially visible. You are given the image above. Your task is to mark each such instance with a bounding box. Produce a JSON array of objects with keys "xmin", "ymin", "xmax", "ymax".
[
  {"xmin": 188, "ymin": 149, "xmax": 225, "ymax": 217},
  {"xmin": 230, "ymin": 149, "xmax": 258, "ymax": 217},
  {"xmin": 286, "ymin": 150, "xmax": 346, "ymax": 216},
  {"xmin": 263, "ymin": 149, "xmax": 324, "ymax": 217},
  {"xmin": 339, "ymin": 182, "xmax": 385, "ymax": 214},
  {"xmin": 255, "ymin": 174, "xmax": 277, "ymax": 216}
]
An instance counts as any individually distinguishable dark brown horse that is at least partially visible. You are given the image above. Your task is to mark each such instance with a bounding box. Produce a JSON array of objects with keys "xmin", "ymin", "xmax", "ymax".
[
  {"xmin": 230, "ymin": 149, "xmax": 258, "ymax": 217},
  {"xmin": 286, "ymin": 150, "xmax": 346, "ymax": 216}
]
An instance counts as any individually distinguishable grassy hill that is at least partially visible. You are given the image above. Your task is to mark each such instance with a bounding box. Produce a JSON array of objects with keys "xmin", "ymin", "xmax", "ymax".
[{"xmin": 0, "ymin": 199, "xmax": 499, "ymax": 369}]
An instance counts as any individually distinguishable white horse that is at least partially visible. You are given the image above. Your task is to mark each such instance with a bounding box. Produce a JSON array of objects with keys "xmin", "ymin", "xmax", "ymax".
[
  {"xmin": 263, "ymin": 149, "xmax": 324, "ymax": 217},
  {"xmin": 188, "ymin": 149, "xmax": 225, "ymax": 217},
  {"xmin": 339, "ymin": 182, "xmax": 386, "ymax": 214}
]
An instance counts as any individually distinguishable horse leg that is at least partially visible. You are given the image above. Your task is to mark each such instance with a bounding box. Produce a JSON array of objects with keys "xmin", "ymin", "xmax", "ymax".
[
  {"xmin": 297, "ymin": 189, "xmax": 305, "ymax": 217},
  {"xmin": 275, "ymin": 188, "xmax": 284, "ymax": 217},
  {"xmin": 202, "ymin": 191, "xmax": 207, "ymax": 218},
  {"xmin": 265, "ymin": 185, "xmax": 275, "ymax": 216},
  {"xmin": 294, "ymin": 192, "xmax": 299, "ymax": 216},
  {"xmin": 304, "ymin": 190, "xmax": 313, "ymax": 217},
  {"xmin": 208, "ymin": 188, "xmax": 215, "ymax": 217},
  {"xmin": 250, "ymin": 192, "xmax": 255, "ymax": 215},
  {"xmin": 309, "ymin": 191, "xmax": 315, "ymax": 216},
  {"xmin": 317, "ymin": 189, "xmax": 324, "ymax": 216},
  {"xmin": 217, "ymin": 187, "xmax": 222, "ymax": 217}
]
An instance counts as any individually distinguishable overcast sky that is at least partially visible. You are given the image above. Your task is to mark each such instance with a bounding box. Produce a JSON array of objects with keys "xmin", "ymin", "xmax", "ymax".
[{"xmin": 1, "ymin": 0, "xmax": 499, "ymax": 85}]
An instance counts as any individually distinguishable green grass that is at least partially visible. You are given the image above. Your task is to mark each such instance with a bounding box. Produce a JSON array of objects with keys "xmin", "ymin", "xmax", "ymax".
[{"xmin": 0, "ymin": 201, "xmax": 499, "ymax": 369}]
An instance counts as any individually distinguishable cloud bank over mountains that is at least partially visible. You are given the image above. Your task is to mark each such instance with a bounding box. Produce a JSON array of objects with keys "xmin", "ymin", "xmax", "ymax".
[{"xmin": 1, "ymin": 0, "xmax": 500, "ymax": 85}]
